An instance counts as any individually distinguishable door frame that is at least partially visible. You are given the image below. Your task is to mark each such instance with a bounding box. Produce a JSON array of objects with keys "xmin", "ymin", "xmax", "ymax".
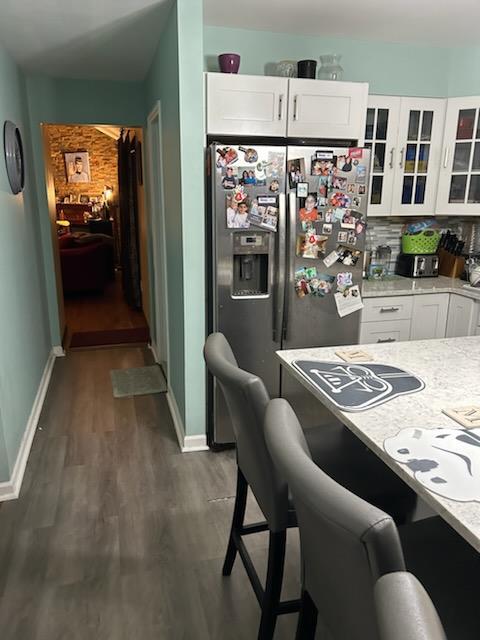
[{"xmin": 147, "ymin": 102, "xmax": 170, "ymax": 378}]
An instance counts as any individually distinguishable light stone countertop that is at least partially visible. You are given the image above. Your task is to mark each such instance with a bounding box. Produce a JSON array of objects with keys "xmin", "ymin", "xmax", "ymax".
[
  {"xmin": 362, "ymin": 274, "xmax": 480, "ymax": 301},
  {"xmin": 277, "ymin": 336, "xmax": 480, "ymax": 553}
]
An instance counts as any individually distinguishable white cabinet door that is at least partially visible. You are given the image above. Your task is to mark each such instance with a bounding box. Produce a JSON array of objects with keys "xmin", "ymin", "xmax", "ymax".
[
  {"xmin": 206, "ymin": 73, "xmax": 288, "ymax": 137},
  {"xmin": 436, "ymin": 97, "xmax": 480, "ymax": 215},
  {"xmin": 359, "ymin": 319, "xmax": 411, "ymax": 344},
  {"xmin": 445, "ymin": 293, "xmax": 476, "ymax": 337},
  {"xmin": 392, "ymin": 98, "xmax": 446, "ymax": 215},
  {"xmin": 365, "ymin": 96, "xmax": 401, "ymax": 216},
  {"xmin": 287, "ymin": 79, "xmax": 368, "ymax": 141},
  {"xmin": 410, "ymin": 294, "xmax": 449, "ymax": 340}
]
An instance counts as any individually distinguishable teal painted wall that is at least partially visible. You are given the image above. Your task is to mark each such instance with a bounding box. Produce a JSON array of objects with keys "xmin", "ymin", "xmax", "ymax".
[
  {"xmin": 204, "ymin": 26, "xmax": 449, "ymax": 97},
  {"xmin": 25, "ymin": 74, "xmax": 145, "ymax": 345},
  {"xmin": 0, "ymin": 46, "xmax": 51, "ymax": 482},
  {"xmin": 177, "ymin": 0, "xmax": 205, "ymax": 436},
  {"xmin": 144, "ymin": 0, "xmax": 205, "ymax": 437},
  {"xmin": 447, "ymin": 48, "xmax": 480, "ymax": 97},
  {"xmin": 144, "ymin": 3, "xmax": 186, "ymax": 426}
]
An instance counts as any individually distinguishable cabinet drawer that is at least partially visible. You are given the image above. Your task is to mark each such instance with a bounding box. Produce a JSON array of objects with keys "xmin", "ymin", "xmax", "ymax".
[
  {"xmin": 359, "ymin": 319, "xmax": 411, "ymax": 344},
  {"xmin": 361, "ymin": 296, "xmax": 413, "ymax": 323}
]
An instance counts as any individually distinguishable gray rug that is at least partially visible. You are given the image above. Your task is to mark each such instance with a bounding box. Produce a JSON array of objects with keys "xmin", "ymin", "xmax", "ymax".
[{"xmin": 110, "ymin": 365, "xmax": 167, "ymax": 398}]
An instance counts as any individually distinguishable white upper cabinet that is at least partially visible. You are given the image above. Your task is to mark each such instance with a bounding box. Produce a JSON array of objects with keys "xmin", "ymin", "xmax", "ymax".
[
  {"xmin": 287, "ymin": 79, "xmax": 368, "ymax": 141},
  {"xmin": 364, "ymin": 96, "xmax": 401, "ymax": 216},
  {"xmin": 436, "ymin": 97, "xmax": 480, "ymax": 215},
  {"xmin": 391, "ymin": 98, "xmax": 446, "ymax": 216},
  {"xmin": 206, "ymin": 73, "xmax": 288, "ymax": 137}
]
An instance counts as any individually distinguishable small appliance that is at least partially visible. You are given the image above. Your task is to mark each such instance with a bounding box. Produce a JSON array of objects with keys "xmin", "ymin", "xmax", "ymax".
[{"xmin": 395, "ymin": 253, "xmax": 439, "ymax": 278}]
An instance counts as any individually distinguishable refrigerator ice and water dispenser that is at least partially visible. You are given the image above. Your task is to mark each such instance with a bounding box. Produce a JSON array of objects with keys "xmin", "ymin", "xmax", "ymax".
[{"xmin": 232, "ymin": 232, "xmax": 270, "ymax": 297}]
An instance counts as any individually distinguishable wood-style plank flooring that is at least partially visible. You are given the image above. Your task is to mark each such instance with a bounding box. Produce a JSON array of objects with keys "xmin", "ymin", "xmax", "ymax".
[
  {"xmin": 0, "ymin": 348, "xmax": 301, "ymax": 639},
  {"xmin": 64, "ymin": 273, "xmax": 147, "ymax": 344}
]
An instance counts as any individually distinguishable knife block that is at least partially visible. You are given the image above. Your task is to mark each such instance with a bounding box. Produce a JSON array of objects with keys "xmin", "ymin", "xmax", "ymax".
[{"xmin": 438, "ymin": 248, "xmax": 465, "ymax": 278}]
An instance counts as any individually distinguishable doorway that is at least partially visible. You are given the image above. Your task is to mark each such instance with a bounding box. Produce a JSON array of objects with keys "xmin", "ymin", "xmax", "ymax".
[
  {"xmin": 147, "ymin": 103, "xmax": 169, "ymax": 379},
  {"xmin": 43, "ymin": 123, "xmax": 150, "ymax": 349}
]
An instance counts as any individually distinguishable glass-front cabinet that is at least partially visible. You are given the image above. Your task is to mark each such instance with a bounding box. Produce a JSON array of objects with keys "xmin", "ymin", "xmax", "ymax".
[
  {"xmin": 391, "ymin": 98, "xmax": 446, "ymax": 216},
  {"xmin": 366, "ymin": 96, "xmax": 445, "ymax": 216},
  {"xmin": 437, "ymin": 97, "xmax": 480, "ymax": 215},
  {"xmin": 364, "ymin": 96, "xmax": 400, "ymax": 216}
]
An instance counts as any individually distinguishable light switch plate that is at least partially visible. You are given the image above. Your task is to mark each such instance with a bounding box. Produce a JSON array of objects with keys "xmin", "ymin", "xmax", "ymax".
[{"xmin": 442, "ymin": 406, "xmax": 480, "ymax": 429}]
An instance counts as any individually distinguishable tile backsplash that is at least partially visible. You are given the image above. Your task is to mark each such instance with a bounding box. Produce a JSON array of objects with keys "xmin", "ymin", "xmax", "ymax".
[{"xmin": 367, "ymin": 216, "xmax": 479, "ymax": 273}]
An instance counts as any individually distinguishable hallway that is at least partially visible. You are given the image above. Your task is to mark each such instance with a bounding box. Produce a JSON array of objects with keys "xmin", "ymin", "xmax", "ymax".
[{"xmin": 0, "ymin": 348, "xmax": 300, "ymax": 639}]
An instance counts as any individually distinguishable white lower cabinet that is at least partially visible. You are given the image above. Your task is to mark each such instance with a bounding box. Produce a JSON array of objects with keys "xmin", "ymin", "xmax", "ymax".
[
  {"xmin": 359, "ymin": 319, "xmax": 411, "ymax": 344},
  {"xmin": 446, "ymin": 294, "xmax": 476, "ymax": 337},
  {"xmin": 410, "ymin": 294, "xmax": 449, "ymax": 340},
  {"xmin": 360, "ymin": 291, "xmax": 477, "ymax": 343}
]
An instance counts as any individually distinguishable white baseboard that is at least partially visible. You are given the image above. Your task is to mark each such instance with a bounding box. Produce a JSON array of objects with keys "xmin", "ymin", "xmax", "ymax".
[
  {"xmin": 52, "ymin": 345, "xmax": 65, "ymax": 357},
  {"xmin": 165, "ymin": 388, "xmax": 208, "ymax": 453},
  {"xmin": 0, "ymin": 349, "xmax": 57, "ymax": 501}
]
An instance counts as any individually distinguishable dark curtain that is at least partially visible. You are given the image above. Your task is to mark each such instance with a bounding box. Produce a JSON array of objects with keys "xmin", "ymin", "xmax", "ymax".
[{"xmin": 118, "ymin": 131, "xmax": 142, "ymax": 309}]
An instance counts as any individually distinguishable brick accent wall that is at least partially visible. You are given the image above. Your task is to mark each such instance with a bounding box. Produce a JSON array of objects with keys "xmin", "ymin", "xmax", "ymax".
[{"xmin": 47, "ymin": 125, "xmax": 118, "ymax": 203}]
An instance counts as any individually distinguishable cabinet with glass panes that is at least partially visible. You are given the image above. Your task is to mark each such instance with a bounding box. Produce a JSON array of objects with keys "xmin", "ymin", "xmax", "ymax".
[
  {"xmin": 366, "ymin": 97, "xmax": 446, "ymax": 216},
  {"xmin": 437, "ymin": 97, "xmax": 480, "ymax": 215}
]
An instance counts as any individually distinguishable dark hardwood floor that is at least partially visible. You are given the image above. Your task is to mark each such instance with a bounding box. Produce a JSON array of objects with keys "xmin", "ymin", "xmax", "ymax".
[{"xmin": 0, "ymin": 348, "xmax": 302, "ymax": 639}]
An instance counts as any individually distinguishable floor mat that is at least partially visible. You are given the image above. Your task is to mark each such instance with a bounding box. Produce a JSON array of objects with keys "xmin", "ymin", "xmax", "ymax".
[
  {"xmin": 70, "ymin": 327, "xmax": 150, "ymax": 348},
  {"xmin": 110, "ymin": 365, "xmax": 167, "ymax": 398}
]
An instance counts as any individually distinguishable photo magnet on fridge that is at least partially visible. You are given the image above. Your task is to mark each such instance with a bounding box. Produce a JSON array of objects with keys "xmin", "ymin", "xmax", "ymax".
[
  {"xmin": 336, "ymin": 245, "xmax": 362, "ymax": 266},
  {"xmin": 341, "ymin": 210, "xmax": 356, "ymax": 229},
  {"xmin": 322, "ymin": 223, "xmax": 333, "ymax": 235},
  {"xmin": 222, "ymin": 166, "xmax": 238, "ymax": 189},
  {"xmin": 238, "ymin": 167, "xmax": 257, "ymax": 186},
  {"xmin": 216, "ymin": 146, "xmax": 238, "ymax": 168},
  {"xmin": 318, "ymin": 176, "xmax": 329, "ymax": 197},
  {"xmin": 310, "ymin": 273, "xmax": 335, "ymax": 297},
  {"xmin": 336, "ymin": 155, "xmax": 353, "ymax": 172},
  {"xmin": 299, "ymin": 193, "xmax": 319, "ymax": 224},
  {"xmin": 296, "ymin": 182, "xmax": 309, "ymax": 198},
  {"xmin": 355, "ymin": 165, "xmax": 367, "ymax": 184},
  {"xmin": 332, "ymin": 176, "xmax": 347, "ymax": 190},
  {"xmin": 337, "ymin": 231, "xmax": 348, "ymax": 243},
  {"xmin": 315, "ymin": 150, "xmax": 334, "ymax": 160},
  {"xmin": 329, "ymin": 191, "xmax": 351, "ymax": 208},
  {"xmin": 238, "ymin": 146, "xmax": 258, "ymax": 164},
  {"xmin": 269, "ymin": 179, "xmax": 280, "ymax": 193},
  {"xmin": 266, "ymin": 151, "xmax": 285, "ymax": 178},
  {"xmin": 347, "ymin": 184, "xmax": 356, "ymax": 195},
  {"xmin": 311, "ymin": 158, "xmax": 333, "ymax": 176},
  {"xmin": 288, "ymin": 158, "xmax": 306, "ymax": 188},
  {"xmin": 352, "ymin": 196, "xmax": 362, "ymax": 208},
  {"xmin": 226, "ymin": 194, "xmax": 250, "ymax": 229},
  {"xmin": 336, "ymin": 271, "xmax": 353, "ymax": 291}
]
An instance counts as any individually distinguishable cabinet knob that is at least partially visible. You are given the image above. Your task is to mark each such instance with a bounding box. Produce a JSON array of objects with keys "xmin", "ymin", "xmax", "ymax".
[{"xmin": 377, "ymin": 337, "xmax": 396, "ymax": 343}]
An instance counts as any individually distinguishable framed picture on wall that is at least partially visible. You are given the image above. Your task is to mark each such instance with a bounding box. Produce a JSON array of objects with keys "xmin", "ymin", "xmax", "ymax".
[
  {"xmin": 64, "ymin": 151, "xmax": 91, "ymax": 183},
  {"xmin": 79, "ymin": 194, "xmax": 90, "ymax": 204}
]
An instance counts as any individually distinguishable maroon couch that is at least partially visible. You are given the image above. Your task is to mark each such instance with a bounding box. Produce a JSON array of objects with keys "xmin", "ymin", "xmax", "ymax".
[{"xmin": 59, "ymin": 234, "xmax": 113, "ymax": 294}]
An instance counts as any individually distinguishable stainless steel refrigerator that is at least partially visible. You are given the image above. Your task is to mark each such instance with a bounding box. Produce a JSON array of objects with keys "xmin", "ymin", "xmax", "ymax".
[{"xmin": 207, "ymin": 141, "xmax": 370, "ymax": 446}]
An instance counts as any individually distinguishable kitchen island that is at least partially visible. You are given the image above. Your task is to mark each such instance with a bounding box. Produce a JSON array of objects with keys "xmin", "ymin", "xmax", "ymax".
[{"xmin": 277, "ymin": 335, "xmax": 480, "ymax": 552}]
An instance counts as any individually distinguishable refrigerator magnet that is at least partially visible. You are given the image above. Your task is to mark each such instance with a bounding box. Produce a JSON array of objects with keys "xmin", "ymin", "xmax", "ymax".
[
  {"xmin": 238, "ymin": 146, "xmax": 258, "ymax": 164},
  {"xmin": 296, "ymin": 182, "xmax": 309, "ymax": 198},
  {"xmin": 352, "ymin": 196, "xmax": 362, "ymax": 208},
  {"xmin": 310, "ymin": 273, "xmax": 335, "ymax": 297},
  {"xmin": 221, "ymin": 166, "xmax": 238, "ymax": 190},
  {"xmin": 324, "ymin": 209, "xmax": 334, "ymax": 223},
  {"xmin": 334, "ymin": 285, "xmax": 363, "ymax": 318},
  {"xmin": 311, "ymin": 158, "xmax": 333, "ymax": 176},
  {"xmin": 332, "ymin": 176, "xmax": 347, "ymax": 190},
  {"xmin": 355, "ymin": 165, "xmax": 367, "ymax": 184},
  {"xmin": 299, "ymin": 194, "xmax": 319, "ymax": 223},
  {"xmin": 333, "ymin": 208, "xmax": 344, "ymax": 223},
  {"xmin": 337, "ymin": 245, "xmax": 361, "ymax": 266},
  {"xmin": 358, "ymin": 185, "xmax": 366, "ymax": 195},
  {"xmin": 348, "ymin": 148, "xmax": 364, "ymax": 160},
  {"xmin": 315, "ymin": 150, "xmax": 334, "ymax": 160},
  {"xmin": 288, "ymin": 158, "xmax": 306, "ymax": 188},
  {"xmin": 305, "ymin": 266, "xmax": 317, "ymax": 279},
  {"xmin": 318, "ymin": 176, "xmax": 329, "ymax": 197},
  {"xmin": 336, "ymin": 155, "xmax": 353, "ymax": 172},
  {"xmin": 269, "ymin": 179, "xmax": 280, "ymax": 193},
  {"xmin": 329, "ymin": 191, "xmax": 351, "ymax": 208},
  {"xmin": 337, "ymin": 231, "xmax": 348, "ymax": 243},
  {"xmin": 216, "ymin": 146, "xmax": 238, "ymax": 168},
  {"xmin": 322, "ymin": 223, "xmax": 332, "ymax": 235},
  {"xmin": 347, "ymin": 184, "xmax": 356, "ymax": 195},
  {"xmin": 340, "ymin": 210, "xmax": 356, "ymax": 229},
  {"xmin": 336, "ymin": 271, "xmax": 353, "ymax": 290},
  {"xmin": 266, "ymin": 151, "xmax": 285, "ymax": 177},
  {"xmin": 323, "ymin": 250, "xmax": 339, "ymax": 268},
  {"xmin": 347, "ymin": 231, "xmax": 357, "ymax": 245}
]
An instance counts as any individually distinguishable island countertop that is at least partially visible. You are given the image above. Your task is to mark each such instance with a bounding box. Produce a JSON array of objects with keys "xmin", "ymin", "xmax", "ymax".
[
  {"xmin": 362, "ymin": 274, "xmax": 480, "ymax": 301},
  {"xmin": 277, "ymin": 336, "xmax": 480, "ymax": 552}
]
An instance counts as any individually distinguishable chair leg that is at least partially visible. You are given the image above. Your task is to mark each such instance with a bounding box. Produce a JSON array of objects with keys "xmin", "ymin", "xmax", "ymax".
[
  {"xmin": 257, "ymin": 530, "xmax": 287, "ymax": 640},
  {"xmin": 295, "ymin": 589, "xmax": 317, "ymax": 640},
  {"xmin": 222, "ymin": 467, "xmax": 248, "ymax": 576}
]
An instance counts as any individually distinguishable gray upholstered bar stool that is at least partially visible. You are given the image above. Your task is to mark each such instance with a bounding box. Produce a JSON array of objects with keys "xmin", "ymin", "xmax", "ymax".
[
  {"xmin": 264, "ymin": 398, "xmax": 480, "ymax": 640},
  {"xmin": 204, "ymin": 332, "xmax": 416, "ymax": 640},
  {"xmin": 375, "ymin": 572, "xmax": 447, "ymax": 640}
]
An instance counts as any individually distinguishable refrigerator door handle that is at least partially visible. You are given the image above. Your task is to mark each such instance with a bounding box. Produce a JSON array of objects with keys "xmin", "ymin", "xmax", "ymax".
[
  {"xmin": 273, "ymin": 192, "xmax": 286, "ymax": 342},
  {"xmin": 282, "ymin": 191, "xmax": 297, "ymax": 340}
]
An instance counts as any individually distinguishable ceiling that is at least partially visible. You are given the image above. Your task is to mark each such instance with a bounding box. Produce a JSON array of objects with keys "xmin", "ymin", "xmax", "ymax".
[
  {"xmin": 203, "ymin": 0, "xmax": 480, "ymax": 47},
  {"xmin": 0, "ymin": 0, "xmax": 172, "ymax": 82}
]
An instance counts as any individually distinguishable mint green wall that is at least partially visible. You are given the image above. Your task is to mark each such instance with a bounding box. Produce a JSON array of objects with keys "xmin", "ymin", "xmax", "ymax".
[
  {"xmin": 25, "ymin": 74, "xmax": 145, "ymax": 345},
  {"xmin": 447, "ymin": 48, "xmax": 480, "ymax": 97},
  {"xmin": 204, "ymin": 26, "xmax": 449, "ymax": 97},
  {"xmin": 0, "ymin": 46, "xmax": 51, "ymax": 482},
  {"xmin": 177, "ymin": 0, "xmax": 205, "ymax": 436},
  {"xmin": 144, "ymin": 3, "xmax": 186, "ymax": 426}
]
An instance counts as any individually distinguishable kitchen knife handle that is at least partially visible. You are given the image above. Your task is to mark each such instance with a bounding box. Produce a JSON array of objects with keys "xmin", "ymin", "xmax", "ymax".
[
  {"xmin": 293, "ymin": 96, "xmax": 298, "ymax": 121},
  {"xmin": 399, "ymin": 147, "xmax": 405, "ymax": 168},
  {"xmin": 389, "ymin": 147, "xmax": 395, "ymax": 169},
  {"xmin": 278, "ymin": 94, "xmax": 284, "ymax": 120},
  {"xmin": 273, "ymin": 192, "xmax": 286, "ymax": 342},
  {"xmin": 380, "ymin": 306, "xmax": 400, "ymax": 313},
  {"xmin": 377, "ymin": 337, "xmax": 396, "ymax": 343},
  {"xmin": 443, "ymin": 146, "xmax": 450, "ymax": 168}
]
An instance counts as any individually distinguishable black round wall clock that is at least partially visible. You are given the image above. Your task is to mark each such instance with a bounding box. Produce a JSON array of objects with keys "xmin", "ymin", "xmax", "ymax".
[{"xmin": 4, "ymin": 120, "xmax": 25, "ymax": 195}]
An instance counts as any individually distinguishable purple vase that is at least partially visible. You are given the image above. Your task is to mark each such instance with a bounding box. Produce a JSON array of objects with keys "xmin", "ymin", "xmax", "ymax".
[{"xmin": 218, "ymin": 53, "xmax": 240, "ymax": 74}]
